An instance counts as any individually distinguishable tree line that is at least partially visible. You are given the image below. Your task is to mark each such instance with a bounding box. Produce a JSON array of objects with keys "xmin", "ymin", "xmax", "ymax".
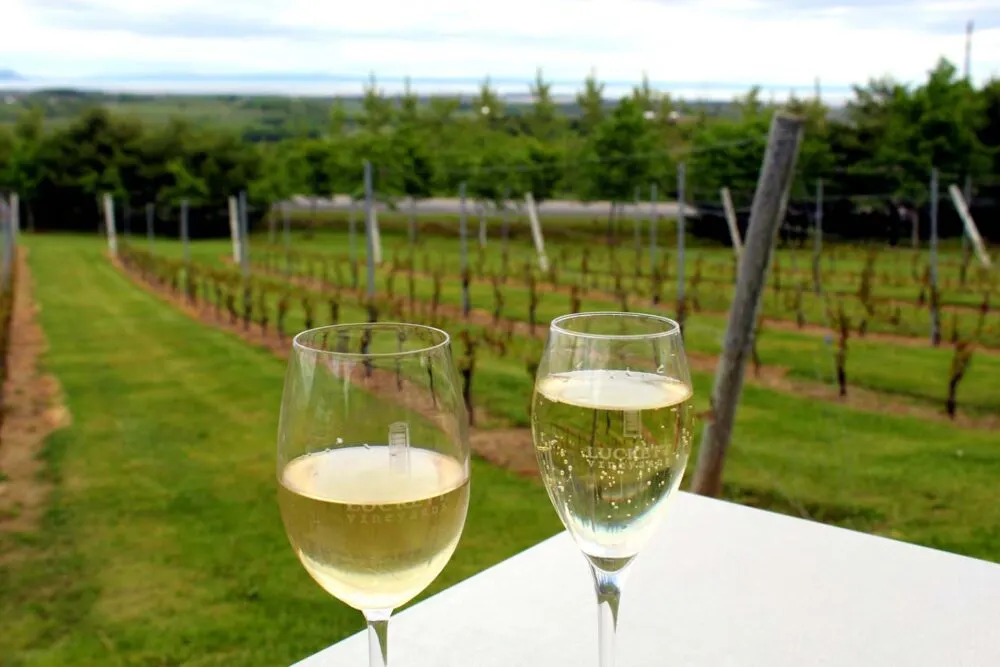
[{"xmin": 0, "ymin": 59, "xmax": 997, "ymax": 240}]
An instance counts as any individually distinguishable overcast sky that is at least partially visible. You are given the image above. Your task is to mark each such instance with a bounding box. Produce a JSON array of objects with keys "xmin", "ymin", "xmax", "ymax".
[{"xmin": 2, "ymin": 0, "xmax": 998, "ymax": 97}]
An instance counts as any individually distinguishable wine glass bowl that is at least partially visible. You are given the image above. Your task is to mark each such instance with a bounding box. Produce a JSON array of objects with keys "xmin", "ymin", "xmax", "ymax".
[
  {"xmin": 276, "ymin": 323, "xmax": 470, "ymax": 667},
  {"xmin": 531, "ymin": 312, "xmax": 693, "ymax": 666}
]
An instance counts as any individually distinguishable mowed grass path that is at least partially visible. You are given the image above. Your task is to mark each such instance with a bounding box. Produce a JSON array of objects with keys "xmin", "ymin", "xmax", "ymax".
[{"xmin": 1, "ymin": 235, "xmax": 559, "ymax": 666}]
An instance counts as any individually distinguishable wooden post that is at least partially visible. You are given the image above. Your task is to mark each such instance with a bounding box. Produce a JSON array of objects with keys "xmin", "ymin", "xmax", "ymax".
[
  {"xmin": 238, "ymin": 190, "xmax": 250, "ymax": 277},
  {"xmin": 961, "ymin": 175, "xmax": 971, "ymax": 259},
  {"xmin": 633, "ymin": 185, "xmax": 641, "ymax": 268},
  {"xmin": 691, "ymin": 113, "xmax": 805, "ymax": 498},
  {"xmin": 720, "ymin": 186, "xmax": 743, "ymax": 257},
  {"xmin": 501, "ymin": 185, "xmax": 511, "ymax": 249},
  {"xmin": 228, "ymin": 196, "xmax": 240, "ymax": 262},
  {"xmin": 677, "ymin": 163, "xmax": 687, "ymax": 307},
  {"xmin": 949, "ymin": 183, "xmax": 991, "ymax": 268},
  {"xmin": 282, "ymin": 201, "xmax": 291, "ymax": 253},
  {"xmin": 364, "ymin": 161, "xmax": 376, "ymax": 301},
  {"xmin": 460, "ymin": 182, "xmax": 470, "ymax": 316},
  {"xmin": 929, "ymin": 169, "xmax": 941, "ymax": 346},
  {"xmin": 478, "ymin": 202, "xmax": 488, "ymax": 249},
  {"xmin": 102, "ymin": 193, "xmax": 118, "ymax": 256},
  {"xmin": 408, "ymin": 196, "xmax": 418, "ymax": 245},
  {"xmin": 525, "ymin": 192, "xmax": 549, "ymax": 272},
  {"xmin": 813, "ymin": 178, "xmax": 823, "ymax": 295},
  {"xmin": 348, "ymin": 199, "xmax": 357, "ymax": 261},
  {"xmin": 268, "ymin": 204, "xmax": 276, "ymax": 245},
  {"xmin": 10, "ymin": 193, "xmax": 19, "ymax": 237},
  {"xmin": 180, "ymin": 198, "xmax": 190, "ymax": 264},
  {"xmin": 649, "ymin": 183, "xmax": 658, "ymax": 272},
  {"xmin": 370, "ymin": 193, "xmax": 383, "ymax": 266},
  {"xmin": 146, "ymin": 202, "xmax": 155, "ymax": 250}
]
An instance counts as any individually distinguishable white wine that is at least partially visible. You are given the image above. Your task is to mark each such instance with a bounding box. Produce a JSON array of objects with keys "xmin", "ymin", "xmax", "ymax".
[
  {"xmin": 278, "ymin": 446, "xmax": 469, "ymax": 611},
  {"xmin": 532, "ymin": 370, "xmax": 693, "ymax": 569}
]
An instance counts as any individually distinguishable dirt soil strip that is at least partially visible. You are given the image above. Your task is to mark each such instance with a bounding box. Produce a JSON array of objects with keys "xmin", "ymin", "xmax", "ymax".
[
  {"xmin": 0, "ymin": 249, "xmax": 71, "ymax": 537},
  {"xmin": 247, "ymin": 262, "xmax": 999, "ymax": 430},
  {"xmin": 114, "ymin": 258, "xmax": 541, "ymax": 476}
]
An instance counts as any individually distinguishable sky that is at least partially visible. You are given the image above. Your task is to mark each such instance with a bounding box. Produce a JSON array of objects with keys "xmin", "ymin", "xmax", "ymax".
[{"xmin": 1, "ymin": 0, "xmax": 999, "ymax": 99}]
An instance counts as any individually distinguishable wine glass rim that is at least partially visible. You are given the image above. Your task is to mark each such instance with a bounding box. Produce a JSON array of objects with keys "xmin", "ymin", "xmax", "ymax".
[
  {"xmin": 292, "ymin": 322, "xmax": 451, "ymax": 358},
  {"xmin": 550, "ymin": 311, "xmax": 681, "ymax": 340}
]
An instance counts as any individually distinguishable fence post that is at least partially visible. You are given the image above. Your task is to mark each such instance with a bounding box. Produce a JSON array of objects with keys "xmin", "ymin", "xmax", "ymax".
[
  {"xmin": 677, "ymin": 163, "xmax": 687, "ymax": 310},
  {"xmin": 929, "ymin": 168, "xmax": 941, "ymax": 346},
  {"xmin": 10, "ymin": 193, "xmax": 19, "ymax": 237},
  {"xmin": 102, "ymin": 193, "xmax": 117, "ymax": 256},
  {"xmin": 720, "ymin": 186, "xmax": 743, "ymax": 257},
  {"xmin": 691, "ymin": 113, "xmax": 805, "ymax": 498},
  {"xmin": 525, "ymin": 192, "xmax": 549, "ymax": 272},
  {"xmin": 961, "ymin": 175, "xmax": 972, "ymax": 260},
  {"xmin": 364, "ymin": 161, "xmax": 376, "ymax": 302},
  {"xmin": 180, "ymin": 198, "xmax": 190, "ymax": 264},
  {"xmin": 649, "ymin": 183, "xmax": 658, "ymax": 272},
  {"xmin": 228, "ymin": 196, "xmax": 240, "ymax": 262},
  {"xmin": 633, "ymin": 185, "xmax": 641, "ymax": 274},
  {"xmin": 239, "ymin": 190, "xmax": 250, "ymax": 278},
  {"xmin": 370, "ymin": 191, "xmax": 383, "ymax": 266},
  {"xmin": 949, "ymin": 183, "xmax": 991, "ymax": 268},
  {"xmin": 813, "ymin": 178, "xmax": 823, "ymax": 295},
  {"xmin": 478, "ymin": 201, "xmax": 488, "ymax": 249},
  {"xmin": 409, "ymin": 196, "xmax": 418, "ymax": 245},
  {"xmin": 146, "ymin": 202, "xmax": 155, "ymax": 250},
  {"xmin": 501, "ymin": 185, "xmax": 511, "ymax": 250},
  {"xmin": 459, "ymin": 182, "xmax": 470, "ymax": 316},
  {"xmin": 282, "ymin": 201, "xmax": 291, "ymax": 253}
]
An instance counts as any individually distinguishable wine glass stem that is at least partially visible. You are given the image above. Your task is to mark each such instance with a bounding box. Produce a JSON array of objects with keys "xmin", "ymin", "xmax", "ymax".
[
  {"xmin": 591, "ymin": 566, "xmax": 624, "ymax": 667},
  {"xmin": 364, "ymin": 609, "xmax": 391, "ymax": 667}
]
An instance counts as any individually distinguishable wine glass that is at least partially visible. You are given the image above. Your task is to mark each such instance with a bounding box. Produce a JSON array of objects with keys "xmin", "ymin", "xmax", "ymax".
[
  {"xmin": 531, "ymin": 312, "xmax": 693, "ymax": 667},
  {"xmin": 277, "ymin": 323, "xmax": 470, "ymax": 667}
]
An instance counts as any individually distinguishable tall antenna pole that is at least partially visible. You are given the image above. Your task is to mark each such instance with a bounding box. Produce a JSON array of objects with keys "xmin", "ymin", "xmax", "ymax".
[{"xmin": 964, "ymin": 20, "xmax": 974, "ymax": 81}]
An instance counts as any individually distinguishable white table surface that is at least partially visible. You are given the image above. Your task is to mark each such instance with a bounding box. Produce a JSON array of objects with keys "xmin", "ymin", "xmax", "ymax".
[{"xmin": 295, "ymin": 492, "xmax": 1000, "ymax": 667}]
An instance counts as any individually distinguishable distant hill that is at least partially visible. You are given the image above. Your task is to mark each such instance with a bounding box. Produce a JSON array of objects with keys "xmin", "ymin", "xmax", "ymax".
[{"xmin": 0, "ymin": 69, "xmax": 23, "ymax": 81}]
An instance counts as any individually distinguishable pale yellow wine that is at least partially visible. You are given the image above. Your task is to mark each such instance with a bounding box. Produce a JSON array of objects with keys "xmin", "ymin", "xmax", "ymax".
[
  {"xmin": 278, "ymin": 446, "xmax": 469, "ymax": 611},
  {"xmin": 532, "ymin": 370, "xmax": 693, "ymax": 567}
]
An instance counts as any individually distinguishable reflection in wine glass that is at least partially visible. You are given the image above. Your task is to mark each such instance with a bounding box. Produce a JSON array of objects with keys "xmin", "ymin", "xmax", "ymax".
[
  {"xmin": 277, "ymin": 323, "xmax": 470, "ymax": 667},
  {"xmin": 531, "ymin": 312, "xmax": 694, "ymax": 667}
]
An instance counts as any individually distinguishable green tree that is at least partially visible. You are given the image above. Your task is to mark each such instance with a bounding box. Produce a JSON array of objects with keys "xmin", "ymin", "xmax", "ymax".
[
  {"xmin": 472, "ymin": 77, "xmax": 505, "ymax": 132},
  {"xmin": 525, "ymin": 69, "xmax": 562, "ymax": 142},
  {"xmin": 576, "ymin": 69, "xmax": 605, "ymax": 136}
]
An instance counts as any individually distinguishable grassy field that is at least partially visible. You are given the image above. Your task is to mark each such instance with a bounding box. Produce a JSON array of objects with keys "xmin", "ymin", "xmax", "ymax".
[
  {"xmin": 0, "ymin": 236, "xmax": 559, "ymax": 666},
  {"xmin": 3, "ymin": 234, "xmax": 1000, "ymax": 666}
]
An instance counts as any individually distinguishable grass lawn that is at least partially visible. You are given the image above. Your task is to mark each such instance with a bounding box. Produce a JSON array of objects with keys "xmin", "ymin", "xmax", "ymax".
[
  {"xmin": 4, "ymin": 234, "xmax": 1000, "ymax": 666},
  {"xmin": 0, "ymin": 235, "xmax": 559, "ymax": 666}
]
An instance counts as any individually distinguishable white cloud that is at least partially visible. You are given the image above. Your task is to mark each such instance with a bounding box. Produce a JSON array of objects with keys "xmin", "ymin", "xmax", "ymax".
[{"xmin": 1, "ymin": 0, "xmax": 998, "ymax": 98}]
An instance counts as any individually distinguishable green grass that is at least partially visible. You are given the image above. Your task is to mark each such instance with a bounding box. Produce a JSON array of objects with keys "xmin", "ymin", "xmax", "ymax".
[
  {"xmin": 5, "ymin": 234, "xmax": 1000, "ymax": 666},
  {"xmin": 0, "ymin": 235, "xmax": 559, "ymax": 666}
]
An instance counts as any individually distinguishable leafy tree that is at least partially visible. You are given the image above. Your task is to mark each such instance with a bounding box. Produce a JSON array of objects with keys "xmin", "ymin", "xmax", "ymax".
[
  {"xmin": 360, "ymin": 73, "xmax": 394, "ymax": 133},
  {"xmin": 472, "ymin": 77, "xmax": 505, "ymax": 132},
  {"xmin": 523, "ymin": 138, "xmax": 562, "ymax": 203},
  {"xmin": 576, "ymin": 69, "xmax": 605, "ymax": 136},
  {"xmin": 587, "ymin": 96, "xmax": 658, "ymax": 207},
  {"xmin": 525, "ymin": 69, "xmax": 562, "ymax": 142}
]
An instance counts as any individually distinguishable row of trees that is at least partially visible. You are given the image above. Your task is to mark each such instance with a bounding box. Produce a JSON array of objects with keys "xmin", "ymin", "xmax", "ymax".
[{"xmin": 0, "ymin": 60, "xmax": 997, "ymax": 236}]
